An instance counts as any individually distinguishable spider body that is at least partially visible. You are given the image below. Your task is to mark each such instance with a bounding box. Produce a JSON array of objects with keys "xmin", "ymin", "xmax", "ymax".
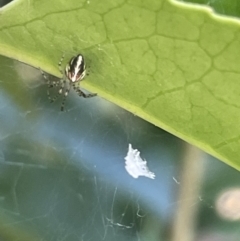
[
  {"xmin": 41, "ymin": 54, "xmax": 96, "ymax": 111},
  {"xmin": 65, "ymin": 54, "xmax": 86, "ymax": 83}
]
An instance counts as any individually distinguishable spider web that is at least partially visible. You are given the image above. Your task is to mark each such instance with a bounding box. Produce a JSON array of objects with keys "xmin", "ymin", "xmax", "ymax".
[{"xmin": 0, "ymin": 55, "xmax": 240, "ymax": 241}]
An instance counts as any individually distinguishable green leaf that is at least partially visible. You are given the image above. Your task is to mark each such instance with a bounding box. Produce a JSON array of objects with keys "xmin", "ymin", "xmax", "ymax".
[
  {"xmin": 181, "ymin": 0, "xmax": 240, "ymax": 17},
  {"xmin": 1, "ymin": 0, "xmax": 240, "ymax": 170}
]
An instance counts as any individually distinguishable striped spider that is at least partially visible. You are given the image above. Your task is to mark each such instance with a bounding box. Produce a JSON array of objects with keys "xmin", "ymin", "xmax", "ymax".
[{"xmin": 40, "ymin": 54, "xmax": 97, "ymax": 111}]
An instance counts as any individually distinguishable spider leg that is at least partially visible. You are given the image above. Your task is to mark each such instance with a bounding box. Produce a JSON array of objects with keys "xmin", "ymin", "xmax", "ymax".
[
  {"xmin": 73, "ymin": 84, "xmax": 97, "ymax": 98},
  {"xmin": 40, "ymin": 68, "xmax": 51, "ymax": 85},
  {"xmin": 40, "ymin": 67, "xmax": 68, "ymax": 104},
  {"xmin": 86, "ymin": 59, "xmax": 91, "ymax": 76},
  {"xmin": 40, "ymin": 68, "xmax": 58, "ymax": 102},
  {"xmin": 47, "ymin": 80, "xmax": 63, "ymax": 103},
  {"xmin": 58, "ymin": 54, "xmax": 65, "ymax": 75},
  {"xmin": 86, "ymin": 65, "xmax": 90, "ymax": 77},
  {"xmin": 61, "ymin": 82, "xmax": 71, "ymax": 111}
]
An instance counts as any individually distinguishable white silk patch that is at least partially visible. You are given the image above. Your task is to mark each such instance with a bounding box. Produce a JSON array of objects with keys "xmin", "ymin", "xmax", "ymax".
[{"xmin": 124, "ymin": 144, "xmax": 155, "ymax": 179}]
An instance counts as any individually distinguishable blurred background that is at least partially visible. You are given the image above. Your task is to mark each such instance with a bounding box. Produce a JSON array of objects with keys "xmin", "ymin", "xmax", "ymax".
[{"xmin": 1, "ymin": 0, "xmax": 240, "ymax": 241}]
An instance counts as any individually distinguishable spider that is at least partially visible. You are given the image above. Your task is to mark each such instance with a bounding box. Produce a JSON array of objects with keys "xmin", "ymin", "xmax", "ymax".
[{"xmin": 40, "ymin": 54, "xmax": 97, "ymax": 111}]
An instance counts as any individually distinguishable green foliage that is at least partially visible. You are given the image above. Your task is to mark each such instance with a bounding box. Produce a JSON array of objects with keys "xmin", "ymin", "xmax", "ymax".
[{"xmin": 1, "ymin": 0, "xmax": 240, "ymax": 170}]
